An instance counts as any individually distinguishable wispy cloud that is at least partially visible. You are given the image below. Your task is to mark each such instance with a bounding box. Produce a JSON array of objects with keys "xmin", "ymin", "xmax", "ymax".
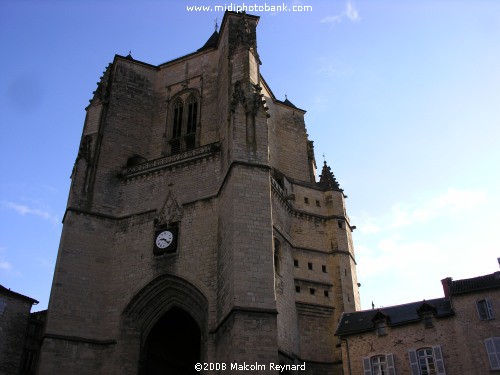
[
  {"xmin": 0, "ymin": 247, "xmax": 13, "ymax": 272},
  {"xmin": 321, "ymin": 0, "xmax": 361, "ymax": 25},
  {"xmin": 345, "ymin": 0, "xmax": 360, "ymax": 21},
  {"xmin": 3, "ymin": 202, "xmax": 59, "ymax": 224},
  {"xmin": 358, "ymin": 188, "xmax": 487, "ymax": 234},
  {"xmin": 0, "ymin": 260, "xmax": 12, "ymax": 271},
  {"xmin": 354, "ymin": 187, "xmax": 498, "ymax": 309}
]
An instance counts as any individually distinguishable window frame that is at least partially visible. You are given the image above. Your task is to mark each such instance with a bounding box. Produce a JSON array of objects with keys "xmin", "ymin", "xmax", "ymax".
[
  {"xmin": 476, "ymin": 298, "xmax": 494, "ymax": 320},
  {"xmin": 408, "ymin": 346, "xmax": 446, "ymax": 375},
  {"xmin": 167, "ymin": 91, "xmax": 200, "ymax": 154},
  {"xmin": 362, "ymin": 354, "xmax": 396, "ymax": 375},
  {"xmin": 485, "ymin": 337, "xmax": 500, "ymax": 370}
]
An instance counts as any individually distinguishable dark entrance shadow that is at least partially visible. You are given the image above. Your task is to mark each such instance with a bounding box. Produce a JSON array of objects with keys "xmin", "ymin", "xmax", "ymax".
[{"xmin": 142, "ymin": 306, "xmax": 201, "ymax": 375}]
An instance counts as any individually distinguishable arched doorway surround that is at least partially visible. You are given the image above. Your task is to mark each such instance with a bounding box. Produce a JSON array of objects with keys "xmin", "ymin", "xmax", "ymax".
[{"xmin": 121, "ymin": 274, "xmax": 209, "ymax": 374}]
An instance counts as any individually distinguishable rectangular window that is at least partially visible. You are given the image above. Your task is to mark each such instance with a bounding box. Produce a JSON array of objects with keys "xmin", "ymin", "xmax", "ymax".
[
  {"xmin": 316, "ymin": 200, "xmax": 320, "ymax": 207},
  {"xmin": 310, "ymin": 288, "xmax": 315, "ymax": 295},
  {"xmin": 376, "ymin": 321, "xmax": 387, "ymax": 336},
  {"xmin": 304, "ymin": 197, "xmax": 309, "ymax": 204},
  {"xmin": 295, "ymin": 286, "xmax": 301, "ymax": 293},
  {"xmin": 322, "ymin": 265, "xmax": 327, "ymax": 273},
  {"xmin": 363, "ymin": 354, "xmax": 396, "ymax": 375},
  {"xmin": 477, "ymin": 299, "xmax": 494, "ymax": 320},
  {"xmin": 485, "ymin": 337, "xmax": 500, "ymax": 370},
  {"xmin": 308, "ymin": 262, "xmax": 313, "ymax": 270},
  {"xmin": 423, "ymin": 313, "xmax": 434, "ymax": 328},
  {"xmin": 294, "ymin": 259, "xmax": 299, "ymax": 267},
  {"xmin": 324, "ymin": 290, "xmax": 329, "ymax": 297},
  {"xmin": 408, "ymin": 346, "xmax": 446, "ymax": 375}
]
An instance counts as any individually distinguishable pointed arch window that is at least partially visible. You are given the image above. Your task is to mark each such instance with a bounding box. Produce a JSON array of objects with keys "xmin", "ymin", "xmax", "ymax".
[
  {"xmin": 186, "ymin": 95, "xmax": 198, "ymax": 135},
  {"xmin": 168, "ymin": 92, "xmax": 199, "ymax": 154},
  {"xmin": 172, "ymin": 98, "xmax": 184, "ymax": 139}
]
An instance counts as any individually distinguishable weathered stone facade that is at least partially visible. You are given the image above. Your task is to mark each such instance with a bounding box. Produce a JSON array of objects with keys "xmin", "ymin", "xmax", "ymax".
[
  {"xmin": 38, "ymin": 11, "xmax": 360, "ymax": 374},
  {"xmin": 0, "ymin": 285, "xmax": 39, "ymax": 375},
  {"xmin": 336, "ymin": 271, "xmax": 500, "ymax": 375}
]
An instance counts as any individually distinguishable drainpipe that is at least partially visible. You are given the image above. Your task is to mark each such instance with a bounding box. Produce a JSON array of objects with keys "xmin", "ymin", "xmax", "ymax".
[{"xmin": 341, "ymin": 337, "xmax": 352, "ymax": 375}]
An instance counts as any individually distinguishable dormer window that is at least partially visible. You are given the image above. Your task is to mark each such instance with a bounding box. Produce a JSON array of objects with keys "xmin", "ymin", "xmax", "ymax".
[
  {"xmin": 376, "ymin": 320, "xmax": 387, "ymax": 336},
  {"xmin": 423, "ymin": 312, "xmax": 434, "ymax": 328},
  {"xmin": 372, "ymin": 311, "xmax": 389, "ymax": 337}
]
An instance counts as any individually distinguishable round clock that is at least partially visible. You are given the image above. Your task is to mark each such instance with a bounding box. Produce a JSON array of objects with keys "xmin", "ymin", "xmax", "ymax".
[{"xmin": 155, "ymin": 230, "xmax": 173, "ymax": 249}]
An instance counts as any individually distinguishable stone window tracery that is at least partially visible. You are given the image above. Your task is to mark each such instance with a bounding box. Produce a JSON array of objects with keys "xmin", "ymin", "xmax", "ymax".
[{"xmin": 167, "ymin": 92, "xmax": 200, "ymax": 155}]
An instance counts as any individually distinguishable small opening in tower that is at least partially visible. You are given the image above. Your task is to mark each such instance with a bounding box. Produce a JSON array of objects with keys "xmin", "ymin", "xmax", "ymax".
[
  {"xmin": 274, "ymin": 238, "xmax": 281, "ymax": 275},
  {"xmin": 304, "ymin": 197, "xmax": 309, "ymax": 204},
  {"xmin": 324, "ymin": 290, "xmax": 329, "ymax": 297},
  {"xmin": 322, "ymin": 265, "xmax": 327, "ymax": 273},
  {"xmin": 295, "ymin": 286, "xmax": 301, "ymax": 293},
  {"xmin": 316, "ymin": 200, "xmax": 320, "ymax": 207},
  {"xmin": 310, "ymin": 288, "xmax": 315, "ymax": 295},
  {"xmin": 338, "ymin": 221, "xmax": 343, "ymax": 229},
  {"xmin": 308, "ymin": 262, "xmax": 313, "ymax": 270},
  {"xmin": 294, "ymin": 259, "xmax": 299, "ymax": 267}
]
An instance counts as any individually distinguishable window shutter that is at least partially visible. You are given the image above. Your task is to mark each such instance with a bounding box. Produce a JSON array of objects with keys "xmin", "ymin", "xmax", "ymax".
[
  {"xmin": 476, "ymin": 300, "xmax": 488, "ymax": 320},
  {"xmin": 362, "ymin": 357, "xmax": 372, "ymax": 375},
  {"xmin": 486, "ymin": 298, "xmax": 495, "ymax": 319},
  {"xmin": 433, "ymin": 345, "xmax": 446, "ymax": 375},
  {"xmin": 386, "ymin": 353, "xmax": 396, "ymax": 375},
  {"xmin": 476, "ymin": 300, "xmax": 484, "ymax": 320},
  {"xmin": 485, "ymin": 338, "xmax": 500, "ymax": 370},
  {"xmin": 408, "ymin": 349, "xmax": 419, "ymax": 375}
]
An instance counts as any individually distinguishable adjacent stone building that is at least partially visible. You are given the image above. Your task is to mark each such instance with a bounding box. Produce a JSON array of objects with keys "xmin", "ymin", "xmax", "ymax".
[
  {"xmin": 336, "ymin": 271, "xmax": 500, "ymax": 374},
  {"xmin": 38, "ymin": 11, "xmax": 360, "ymax": 374},
  {"xmin": 0, "ymin": 285, "xmax": 39, "ymax": 375}
]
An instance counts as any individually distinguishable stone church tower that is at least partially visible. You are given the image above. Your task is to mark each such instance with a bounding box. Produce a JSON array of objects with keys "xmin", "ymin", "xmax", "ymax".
[{"xmin": 38, "ymin": 12, "xmax": 360, "ymax": 375}]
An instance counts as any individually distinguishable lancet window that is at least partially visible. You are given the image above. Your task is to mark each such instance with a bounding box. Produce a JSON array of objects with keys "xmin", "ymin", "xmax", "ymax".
[{"xmin": 168, "ymin": 92, "xmax": 199, "ymax": 154}]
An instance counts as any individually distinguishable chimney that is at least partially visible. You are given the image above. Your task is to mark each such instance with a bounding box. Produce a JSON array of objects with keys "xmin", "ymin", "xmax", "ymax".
[{"xmin": 441, "ymin": 277, "xmax": 452, "ymax": 298}]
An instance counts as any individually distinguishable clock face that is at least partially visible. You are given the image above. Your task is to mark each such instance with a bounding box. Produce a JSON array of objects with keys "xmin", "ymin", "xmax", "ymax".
[{"xmin": 155, "ymin": 230, "xmax": 173, "ymax": 249}]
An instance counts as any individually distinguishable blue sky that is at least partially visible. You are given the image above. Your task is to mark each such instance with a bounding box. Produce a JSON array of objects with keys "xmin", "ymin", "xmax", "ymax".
[{"xmin": 1, "ymin": 0, "xmax": 499, "ymax": 312}]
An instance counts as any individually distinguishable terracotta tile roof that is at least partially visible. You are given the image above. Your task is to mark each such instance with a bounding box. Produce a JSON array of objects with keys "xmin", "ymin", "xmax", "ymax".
[{"xmin": 450, "ymin": 271, "xmax": 500, "ymax": 295}]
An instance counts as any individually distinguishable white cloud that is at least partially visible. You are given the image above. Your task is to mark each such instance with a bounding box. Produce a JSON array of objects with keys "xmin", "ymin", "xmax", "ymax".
[
  {"xmin": 3, "ymin": 202, "xmax": 59, "ymax": 224},
  {"xmin": 345, "ymin": 0, "xmax": 361, "ymax": 21},
  {"xmin": 321, "ymin": 0, "xmax": 361, "ymax": 25},
  {"xmin": 0, "ymin": 247, "xmax": 13, "ymax": 272},
  {"xmin": 0, "ymin": 260, "xmax": 12, "ymax": 271},
  {"xmin": 354, "ymin": 187, "xmax": 499, "ymax": 310},
  {"xmin": 321, "ymin": 15, "xmax": 343, "ymax": 25},
  {"xmin": 358, "ymin": 188, "xmax": 487, "ymax": 234}
]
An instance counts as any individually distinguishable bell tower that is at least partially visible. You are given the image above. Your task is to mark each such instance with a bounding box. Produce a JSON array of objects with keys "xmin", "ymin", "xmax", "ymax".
[{"xmin": 38, "ymin": 11, "xmax": 360, "ymax": 375}]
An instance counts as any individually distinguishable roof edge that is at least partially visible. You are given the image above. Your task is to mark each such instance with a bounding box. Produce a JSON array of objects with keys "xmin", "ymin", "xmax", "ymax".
[
  {"xmin": 0, "ymin": 285, "xmax": 39, "ymax": 304},
  {"xmin": 260, "ymin": 75, "xmax": 307, "ymax": 113}
]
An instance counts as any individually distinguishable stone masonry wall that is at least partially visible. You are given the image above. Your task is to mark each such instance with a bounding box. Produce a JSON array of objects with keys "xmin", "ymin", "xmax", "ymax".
[
  {"xmin": 0, "ymin": 293, "xmax": 33, "ymax": 375},
  {"xmin": 341, "ymin": 316, "xmax": 463, "ymax": 375}
]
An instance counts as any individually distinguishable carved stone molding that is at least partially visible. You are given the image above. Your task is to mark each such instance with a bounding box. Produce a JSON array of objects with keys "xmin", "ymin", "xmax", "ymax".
[
  {"xmin": 121, "ymin": 142, "xmax": 220, "ymax": 179},
  {"xmin": 156, "ymin": 190, "xmax": 183, "ymax": 227}
]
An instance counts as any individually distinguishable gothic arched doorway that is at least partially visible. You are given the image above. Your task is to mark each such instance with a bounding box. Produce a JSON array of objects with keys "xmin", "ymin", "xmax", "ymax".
[{"xmin": 141, "ymin": 306, "xmax": 201, "ymax": 375}]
